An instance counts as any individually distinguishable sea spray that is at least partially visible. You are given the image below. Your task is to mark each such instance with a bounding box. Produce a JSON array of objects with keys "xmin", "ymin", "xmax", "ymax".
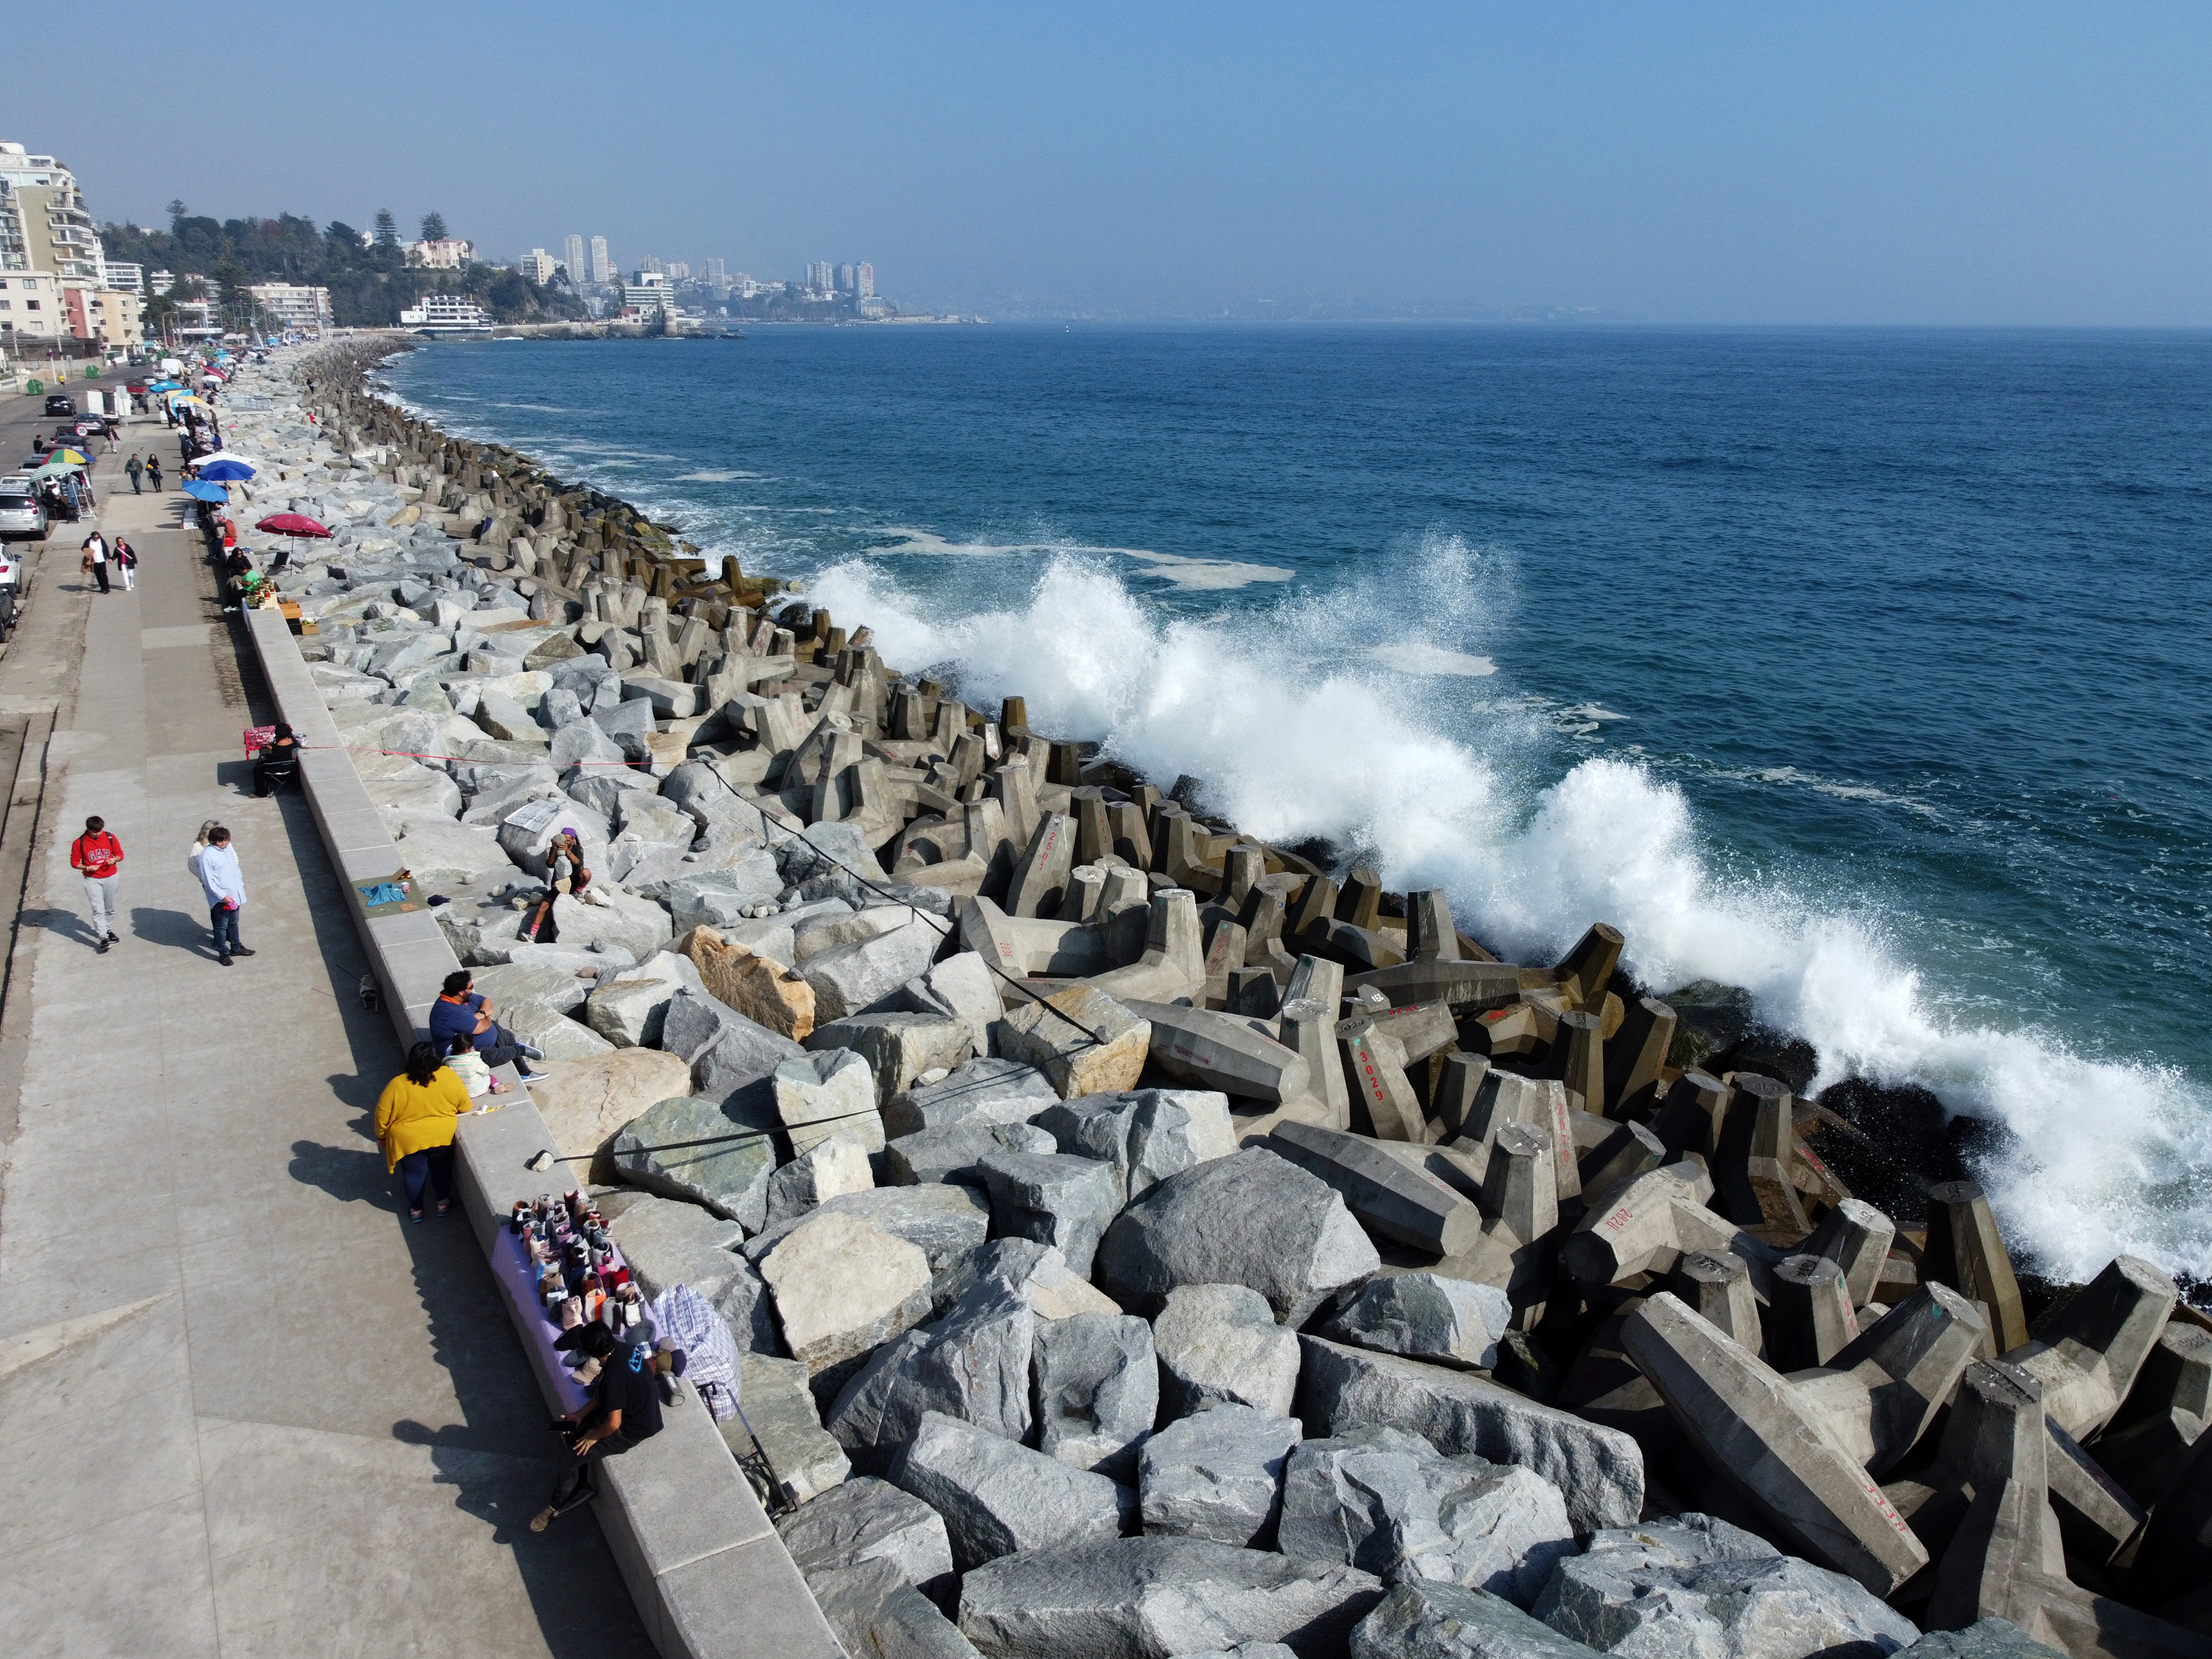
[{"xmin": 811, "ymin": 552, "xmax": 2212, "ymax": 1284}]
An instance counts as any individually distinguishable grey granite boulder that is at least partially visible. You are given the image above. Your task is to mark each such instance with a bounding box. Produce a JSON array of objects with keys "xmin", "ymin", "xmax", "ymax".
[
  {"xmin": 1139, "ymin": 1403, "xmax": 1304, "ymax": 1547},
  {"xmin": 1534, "ymin": 1515, "xmax": 1921, "ymax": 1659},
  {"xmin": 605, "ymin": 1192, "xmax": 747, "ymax": 1304},
  {"xmin": 1032, "ymin": 1311, "xmax": 1159, "ymax": 1476},
  {"xmin": 957, "ymin": 1536, "xmax": 1386, "ymax": 1658},
  {"xmin": 776, "ymin": 1474, "xmax": 956, "ymax": 1605},
  {"xmin": 1095, "ymin": 1148, "xmax": 1380, "ymax": 1325},
  {"xmin": 889, "ymin": 1118, "xmax": 1058, "ymax": 1186},
  {"xmin": 891, "ymin": 1410, "xmax": 1127, "ymax": 1570},
  {"xmin": 583, "ymin": 948, "xmax": 703, "ymax": 1048},
  {"xmin": 772, "ymin": 1047, "xmax": 881, "ymax": 1156},
  {"xmin": 1298, "ymin": 1338, "xmax": 1643, "ymax": 1536},
  {"xmin": 1353, "ymin": 1582, "xmax": 1608, "ymax": 1659},
  {"xmin": 883, "ymin": 1057, "xmax": 1057, "ymax": 1139},
  {"xmin": 804, "ymin": 915, "xmax": 945, "ymax": 1022},
  {"xmin": 757, "ymin": 1210, "xmax": 934, "ymax": 1375},
  {"xmin": 764, "ymin": 1134, "xmax": 874, "ymax": 1228},
  {"xmin": 808, "ymin": 1010, "xmax": 974, "ymax": 1109},
  {"xmin": 1278, "ymin": 1426, "xmax": 1576, "ymax": 1608},
  {"xmin": 608, "ymin": 1084, "xmax": 776, "ymax": 1220},
  {"xmin": 930, "ymin": 1239, "xmax": 1124, "ymax": 1323},
  {"xmin": 827, "ymin": 1273, "xmax": 1036, "ymax": 1470},
  {"xmin": 661, "ymin": 984, "xmax": 808, "ymax": 1101},
  {"xmin": 664, "ymin": 855, "xmax": 785, "ymax": 932},
  {"xmin": 897, "ymin": 948, "xmax": 1004, "ymax": 1057},
  {"xmin": 1892, "ymin": 1624, "xmax": 2067, "ymax": 1659},
  {"xmin": 804, "ymin": 1559, "xmax": 982, "ymax": 1659},
  {"xmin": 1319, "ymin": 1274, "xmax": 1514, "ymax": 1373},
  {"xmin": 730, "ymin": 1351, "xmax": 849, "ymax": 1504},
  {"xmin": 977, "ymin": 1150, "xmax": 1124, "ymax": 1279},
  {"xmin": 1155, "ymin": 1284, "xmax": 1303, "ymax": 1420},
  {"xmin": 1035, "ymin": 1088, "xmax": 1239, "ymax": 1202},
  {"xmin": 742, "ymin": 1183, "xmax": 992, "ymax": 1273}
]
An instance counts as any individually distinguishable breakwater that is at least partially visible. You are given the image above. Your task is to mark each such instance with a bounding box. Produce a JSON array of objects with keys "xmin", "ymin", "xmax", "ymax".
[{"xmin": 232, "ymin": 335, "xmax": 2212, "ymax": 1658}]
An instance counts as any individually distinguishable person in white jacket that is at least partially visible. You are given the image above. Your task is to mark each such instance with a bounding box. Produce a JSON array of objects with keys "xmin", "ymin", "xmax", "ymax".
[{"xmin": 196, "ymin": 826, "xmax": 254, "ymax": 966}]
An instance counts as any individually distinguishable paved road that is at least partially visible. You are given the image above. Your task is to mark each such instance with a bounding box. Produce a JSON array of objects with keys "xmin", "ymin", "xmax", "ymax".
[{"xmin": 0, "ymin": 380, "xmax": 654, "ymax": 1657}]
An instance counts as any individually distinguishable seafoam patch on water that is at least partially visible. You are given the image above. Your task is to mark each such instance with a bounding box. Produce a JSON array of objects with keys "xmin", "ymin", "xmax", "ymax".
[
  {"xmin": 1123, "ymin": 549, "xmax": 1295, "ymax": 591},
  {"xmin": 1369, "ymin": 642, "xmax": 1499, "ymax": 677},
  {"xmin": 671, "ymin": 469, "xmax": 760, "ymax": 482},
  {"xmin": 802, "ymin": 546, "xmax": 2212, "ymax": 1284}
]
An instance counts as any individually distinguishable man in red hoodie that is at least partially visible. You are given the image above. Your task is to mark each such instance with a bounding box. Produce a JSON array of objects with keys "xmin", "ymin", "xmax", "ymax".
[{"xmin": 69, "ymin": 814, "xmax": 124, "ymax": 953}]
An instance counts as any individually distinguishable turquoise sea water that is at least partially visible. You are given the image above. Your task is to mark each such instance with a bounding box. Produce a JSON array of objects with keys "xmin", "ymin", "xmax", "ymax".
[{"xmin": 382, "ymin": 327, "xmax": 2212, "ymax": 1282}]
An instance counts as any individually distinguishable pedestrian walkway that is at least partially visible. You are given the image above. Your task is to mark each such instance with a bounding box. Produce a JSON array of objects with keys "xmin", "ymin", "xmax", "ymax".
[{"xmin": 0, "ymin": 415, "xmax": 653, "ymax": 1657}]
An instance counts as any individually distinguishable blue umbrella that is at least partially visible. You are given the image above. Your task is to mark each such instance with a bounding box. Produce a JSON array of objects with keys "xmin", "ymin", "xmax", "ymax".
[
  {"xmin": 147, "ymin": 380, "xmax": 183, "ymax": 392},
  {"xmin": 195, "ymin": 458, "xmax": 255, "ymax": 481},
  {"xmin": 182, "ymin": 479, "xmax": 230, "ymax": 503}
]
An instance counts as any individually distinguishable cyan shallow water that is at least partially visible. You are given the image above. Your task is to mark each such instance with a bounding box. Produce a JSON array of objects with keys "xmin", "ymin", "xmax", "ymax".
[{"xmin": 383, "ymin": 327, "xmax": 2212, "ymax": 1280}]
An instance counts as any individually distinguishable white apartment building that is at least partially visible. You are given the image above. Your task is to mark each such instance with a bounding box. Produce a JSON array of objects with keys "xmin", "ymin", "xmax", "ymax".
[
  {"xmin": 564, "ymin": 234, "xmax": 585, "ymax": 283},
  {"xmin": 103, "ymin": 260, "xmax": 143, "ymax": 293},
  {"xmin": 404, "ymin": 237, "xmax": 474, "ymax": 270},
  {"xmin": 519, "ymin": 248, "xmax": 560, "ymax": 283},
  {"xmin": 589, "ymin": 235, "xmax": 611, "ymax": 283},
  {"xmin": 622, "ymin": 271, "xmax": 676, "ymax": 317},
  {"xmin": 246, "ymin": 283, "xmax": 333, "ymax": 332},
  {"xmin": 0, "ymin": 271, "xmax": 61, "ymax": 341}
]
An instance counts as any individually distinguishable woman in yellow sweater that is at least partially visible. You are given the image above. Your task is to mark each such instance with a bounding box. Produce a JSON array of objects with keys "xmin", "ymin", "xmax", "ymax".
[{"xmin": 376, "ymin": 1040, "xmax": 469, "ymax": 1222}]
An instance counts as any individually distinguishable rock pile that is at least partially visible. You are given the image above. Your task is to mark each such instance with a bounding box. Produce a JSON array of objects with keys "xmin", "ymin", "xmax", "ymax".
[{"xmin": 236, "ymin": 341, "xmax": 2208, "ymax": 1659}]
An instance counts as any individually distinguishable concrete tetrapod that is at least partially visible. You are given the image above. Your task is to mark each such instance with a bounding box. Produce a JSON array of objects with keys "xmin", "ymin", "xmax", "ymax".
[
  {"xmin": 1266, "ymin": 1121, "xmax": 1486, "ymax": 1256},
  {"xmin": 1088, "ymin": 888, "xmax": 1208, "ymax": 1004},
  {"xmin": 2000, "ymin": 1254, "xmax": 2176, "ymax": 1444},
  {"xmin": 1123, "ymin": 998, "xmax": 1311, "ymax": 1106},
  {"xmin": 1619, "ymin": 1290, "xmax": 1934, "ymax": 1595},
  {"xmin": 1922, "ymin": 1181, "xmax": 2030, "ymax": 1357},
  {"xmin": 1804, "ymin": 1199, "xmax": 1900, "ymax": 1311}
]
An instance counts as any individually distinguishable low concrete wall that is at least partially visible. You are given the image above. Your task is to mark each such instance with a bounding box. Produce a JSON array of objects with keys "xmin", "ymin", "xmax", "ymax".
[{"xmin": 246, "ymin": 605, "xmax": 844, "ymax": 1659}]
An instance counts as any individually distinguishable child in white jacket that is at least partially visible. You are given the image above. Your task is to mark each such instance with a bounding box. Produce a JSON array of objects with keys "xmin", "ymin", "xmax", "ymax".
[{"xmin": 445, "ymin": 1033, "xmax": 504, "ymax": 1098}]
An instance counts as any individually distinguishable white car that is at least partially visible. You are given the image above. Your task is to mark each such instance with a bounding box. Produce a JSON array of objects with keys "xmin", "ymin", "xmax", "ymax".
[{"xmin": 0, "ymin": 476, "xmax": 46, "ymax": 545}]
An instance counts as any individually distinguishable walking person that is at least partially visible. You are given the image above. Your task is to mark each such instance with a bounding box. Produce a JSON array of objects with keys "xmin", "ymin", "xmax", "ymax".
[
  {"xmin": 80, "ymin": 531, "xmax": 110, "ymax": 594},
  {"xmin": 69, "ymin": 815, "xmax": 124, "ymax": 953},
  {"xmin": 530, "ymin": 1319, "xmax": 664, "ymax": 1532},
  {"xmin": 145, "ymin": 455, "xmax": 163, "ymax": 492},
  {"xmin": 375, "ymin": 1040, "xmax": 468, "ymax": 1222},
  {"xmin": 125, "ymin": 453, "xmax": 143, "ymax": 494},
  {"xmin": 195, "ymin": 824, "xmax": 253, "ymax": 965},
  {"xmin": 112, "ymin": 536, "xmax": 136, "ymax": 592}
]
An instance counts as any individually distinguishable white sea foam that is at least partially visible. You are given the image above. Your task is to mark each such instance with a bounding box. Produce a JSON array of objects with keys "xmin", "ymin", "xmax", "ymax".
[
  {"xmin": 803, "ymin": 548, "xmax": 2212, "ymax": 1284},
  {"xmin": 1369, "ymin": 641, "xmax": 1498, "ymax": 677}
]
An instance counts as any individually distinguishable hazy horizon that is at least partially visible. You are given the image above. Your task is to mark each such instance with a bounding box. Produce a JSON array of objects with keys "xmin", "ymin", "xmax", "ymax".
[{"xmin": 36, "ymin": 1, "xmax": 2212, "ymax": 325}]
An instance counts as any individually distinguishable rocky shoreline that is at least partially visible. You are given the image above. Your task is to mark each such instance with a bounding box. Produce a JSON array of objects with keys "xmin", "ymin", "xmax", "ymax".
[{"xmin": 219, "ymin": 337, "xmax": 2211, "ymax": 1659}]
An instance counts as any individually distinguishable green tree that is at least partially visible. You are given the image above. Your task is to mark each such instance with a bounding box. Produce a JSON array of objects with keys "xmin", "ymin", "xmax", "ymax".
[
  {"xmin": 167, "ymin": 198, "xmax": 188, "ymax": 234},
  {"xmin": 373, "ymin": 209, "xmax": 400, "ymax": 247},
  {"xmin": 420, "ymin": 212, "xmax": 448, "ymax": 243}
]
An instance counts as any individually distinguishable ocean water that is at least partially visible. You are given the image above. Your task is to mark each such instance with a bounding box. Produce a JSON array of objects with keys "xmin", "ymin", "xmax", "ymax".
[{"xmin": 381, "ymin": 327, "xmax": 2212, "ymax": 1284}]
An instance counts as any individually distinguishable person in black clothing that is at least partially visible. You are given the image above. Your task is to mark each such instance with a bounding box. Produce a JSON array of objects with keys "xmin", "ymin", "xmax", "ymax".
[
  {"xmin": 532, "ymin": 1321, "xmax": 664, "ymax": 1530},
  {"xmin": 253, "ymin": 722, "xmax": 299, "ymax": 796}
]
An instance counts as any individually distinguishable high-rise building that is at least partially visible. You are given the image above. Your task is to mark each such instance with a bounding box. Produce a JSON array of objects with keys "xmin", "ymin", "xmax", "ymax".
[
  {"xmin": 0, "ymin": 142, "xmax": 103, "ymax": 282},
  {"xmin": 836, "ymin": 262, "xmax": 856, "ymax": 293},
  {"xmin": 705, "ymin": 257, "xmax": 727, "ymax": 289},
  {"xmin": 805, "ymin": 260, "xmax": 833, "ymax": 294},
  {"xmin": 589, "ymin": 235, "xmax": 611, "ymax": 283},
  {"xmin": 856, "ymin": 262, "xmax": 874, "ymax": 299},
  {"xmin": 564, "ymin": 234, "xmax": 584, "ymax": 283},
  {"xmin": 641, "ymin": 255, "xmax": 663, "ymax": 275},
  {"xmin": 519, "ymin": 248, "xmax": 560, "ymax": 283},
  {"xmin": 665, "ymin": 260, "xmax": 689, "ymax": 281}
]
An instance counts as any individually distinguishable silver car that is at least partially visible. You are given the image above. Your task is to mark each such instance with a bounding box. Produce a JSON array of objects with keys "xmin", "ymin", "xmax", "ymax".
[{"xmin": 0, "ymin": 476, "xmax": 47, "ymax": 543}]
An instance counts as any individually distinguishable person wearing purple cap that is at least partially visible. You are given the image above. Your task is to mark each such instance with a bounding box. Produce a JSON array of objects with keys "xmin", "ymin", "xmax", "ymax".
[{"xmin": 521, "ymin": 828, "xmax": 598, "ymax": 942}]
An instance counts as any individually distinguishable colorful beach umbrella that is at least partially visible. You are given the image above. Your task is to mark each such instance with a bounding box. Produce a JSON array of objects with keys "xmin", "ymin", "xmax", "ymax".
[
  {"xmin": 49, "ymin": 448, "xmax": 88, "ymax": 467},
  {"xmin": 254, "ymin": 513, "xmax": 331, "ymax": 538},
  {"xmin": 181, "ymin": 480, "xmax": 229, "ymax": 503}
]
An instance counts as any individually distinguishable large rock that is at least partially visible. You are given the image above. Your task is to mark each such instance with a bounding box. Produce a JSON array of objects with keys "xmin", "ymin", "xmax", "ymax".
[
  {"xmin": 1155, "ymin": 1284, "xmax": 1304, "ymax": 1421},
  {"xmin": 1319, "ymin": 1275, "xmax": 1514, "ymax": 1374},
  {"xmin": 1298, "ymin": 1338, "xmax": 1644, "ymax": 1535},
  {"xmin": 473, "ymin": 959, "xmax": 592, "ymax": 1017},
  {"xmin": 1352, "ymin": 1582, "xmax": 1609, "ymax": 1659},
  {"xmin": 808, "ymin": 1558, "xmax": 983, "ymax": 1659},
  {"xmin": 730, "ymin": 1351, "xmax": 850, "ymax": 1503},
  {"xmin": 389, "ymin": 815, "xmax": 514, "ymax": 883},
  {"xmin": 744, "ymin": 1183, "xmax": 993, "ymax": 1274},
  {"xmin": 810, "ymin": 1012, "xmax": 974, "ymax": 1110},
  {"xmin": 1278, "ymin": 1426, "xmax": 1576, "ymax": 1608},
  {"xmin": 678, "ymin": 924, "xmax": 816, "ymax": 1040},
  {"xmin": 765, "ymin": 1134, "xmax": 875, "ymax": 1227},
  {"xmin": 662, "ymin": 985, "xmax": 809, "ymax": 1102},
  {"xmin": 884, "ymin": 1057, "xmax": 1059, "ymax": 1140},
  {"xmin": 900, "ymin": 949, "xmax": 1004, "ymax": 1057},
  {"xmin": 1032, "ymin": 1311, "xmax": 1159, "ymax": 1476},
  {"xmin": 582, "ymin": 948, "xmax": 702, "ymax": 1048},
  {"xmin": 931, "ymin": 1239, "xmax": 1124, "ymax": 1324},
  {"xmin": 1139, "ymin": 1404, "xmax": 1304, "ymax": 1547},
  {"xmin": 550, "ymin": 887, "xmax": 671, "ymax": 962},
  {"xmin": 774, "ymin": 1048, "xmax": 883, "ymax": 1155},
  {"xmin": 1035, "ymin": 1088, "xmax": 1238, "ymax": 1203},
  {"xmin": 1096, "ymin": 1149, "xmax": 1380, "ymax": 1325},
  {"xmin": 776, "ymin": 1474, "xmax": 957, "ymax": 1605},
  {"xmin": 757, "ymin": 1210, "xmax": 934, "ymax": 1374},
  {"xmin": 827, "ymin": 1275, "xmax": 1036, "ymax": 1470},
  {"xmin": 1533, "ymin": 1514, "xmax": 1921, "ymax": 1659},
  {"xmin": 995, "ymin": 984, "xmax": 1152, "ymax": 1099},
  {"xmin": 891, "ymin": 1411, "xmax": 1128, "ymax": 1571},
  {"xmin": 528, "ymin": 1047, "xmax": 694, "ymax": 1177},
  {"xmin": 804, "ymin": 916, "xmax": 946, "ymax": 1022},
  {"xmin": 611, "ymin": 1091, "xmax": 778, "ymax": 1231},
  {"xmin": 664, "ymin": 855, "xmax": 787, "ymax": 932},
  {"xmin": 977, "ymin": 1151, "xmax": 1124, "ymax": 1279},
  {"xmin": 888, "ymin": 1119, "xmax": 1060, "ymax": 1187},
  {"xmin": 957, "ymin": 1537, "xmax": 1386, "ymax": 1658},
  {"xmin": 605, "ymin": 1192, "xmax": 748, "ymax": 1307}
]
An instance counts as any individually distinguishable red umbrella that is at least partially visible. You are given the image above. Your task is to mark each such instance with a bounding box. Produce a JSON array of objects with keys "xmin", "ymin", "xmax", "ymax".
[{"xmin": 255, "ymin": 513, "xmax": 331, "ymax": 537}]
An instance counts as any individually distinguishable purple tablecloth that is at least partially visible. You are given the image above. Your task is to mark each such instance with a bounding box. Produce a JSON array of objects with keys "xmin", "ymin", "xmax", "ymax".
[{"xmin": 487, "ymin": 1220, "xmax": 631, "ymax": 1416}]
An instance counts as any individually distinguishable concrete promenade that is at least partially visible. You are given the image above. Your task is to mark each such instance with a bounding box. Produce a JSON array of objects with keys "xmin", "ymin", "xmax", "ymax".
[{"xmin": 0, "ymin": 398, "xmax": 654, "ymax": 1656}]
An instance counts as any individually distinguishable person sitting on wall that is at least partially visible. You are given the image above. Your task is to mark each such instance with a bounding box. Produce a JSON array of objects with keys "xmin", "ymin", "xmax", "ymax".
[{"xmin": 428, "ymin": 970, "xmax": 546, "ymax": 1078}]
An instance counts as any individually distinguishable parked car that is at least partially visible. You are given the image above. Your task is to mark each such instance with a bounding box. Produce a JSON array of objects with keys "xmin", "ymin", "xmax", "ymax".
[
  {"xmin": 0, "ymin": 478, "xmax": 46, "ymax": 541},
  {"xmin": 42, "ymin": 394, "xmax": 74, "ymax": 416}
]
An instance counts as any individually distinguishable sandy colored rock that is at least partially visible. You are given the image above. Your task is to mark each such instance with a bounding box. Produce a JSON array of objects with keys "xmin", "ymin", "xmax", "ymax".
[
  {"xmin": 679, "ymin": 924, "xmax": 817, "ymax": 1040},
  {"xmin": 759, "ymin": 1210, "xmax": 934, "ymax": 1374},
  {"xmin": 526, "ymin": 1047, "xmax": 695, "ymax": 1180},
  {"xmin": 995, "ymin": 984, "xmax": 1152, "ymax": 1099}
]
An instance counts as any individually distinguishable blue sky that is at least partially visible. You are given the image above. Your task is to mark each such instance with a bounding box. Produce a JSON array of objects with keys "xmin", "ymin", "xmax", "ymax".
[{"xmin": 37, "ymin": 1, "xmax": 2212, "ymax": 322}]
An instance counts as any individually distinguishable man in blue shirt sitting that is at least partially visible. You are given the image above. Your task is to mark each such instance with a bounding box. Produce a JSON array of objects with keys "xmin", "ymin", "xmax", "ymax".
[{"xmin": 429, "ymin": 970, "xmax": 548, "ymax": 1078}]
